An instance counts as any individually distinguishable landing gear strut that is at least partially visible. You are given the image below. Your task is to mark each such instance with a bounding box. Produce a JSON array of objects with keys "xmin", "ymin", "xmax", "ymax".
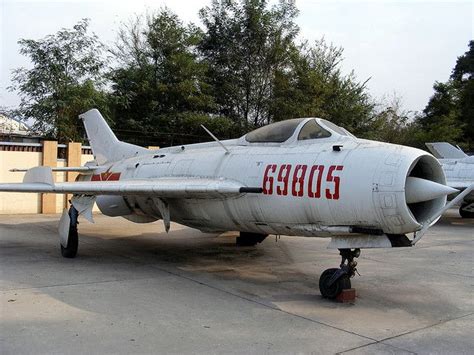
[
  {"xmin": 319, "ymin": 248, "xmax": 360, "ymax": 299},
  {"xmin": 61, "ymin": 205, "xmax": 79, "ymax": 258},
  {"xmin": 236, "ymin": 232, "xmax": 267, "ymax": 246}
]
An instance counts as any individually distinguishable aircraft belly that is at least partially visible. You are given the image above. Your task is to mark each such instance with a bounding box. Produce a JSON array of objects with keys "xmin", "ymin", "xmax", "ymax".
[{"xmin": 169, "ymin": 199, "xmax": 236, "ymax": 231}]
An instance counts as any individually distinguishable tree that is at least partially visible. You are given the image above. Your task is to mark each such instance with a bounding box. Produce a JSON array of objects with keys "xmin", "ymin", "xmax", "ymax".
[
  {"xmin": 364, "ymin": 94, "xmax": 421, "ymax": 146},
  {"xmin": 451, "ymin": 40, "xmax": 474, "ymax": 150},
  {"xmin": 416, "ymin": 81, "xmax": 463, "ymax": 147},
  {"xmin": 417, "ymin": 41, "xmax": 473, "ymax": 151},
  {"xmin": 109, "ymin": 9, "xmax": 230, "ymax": 146},
  {"xmin": 270, "ymin": 39, "xmax": 374, "ymax": 135},
  {"xmin": 199, "ymin": 0, "xmax": 299, "ymax": 127},
  {"xmin": 9, "ymin": 19, "xmax": 108, "ymax": 142}
]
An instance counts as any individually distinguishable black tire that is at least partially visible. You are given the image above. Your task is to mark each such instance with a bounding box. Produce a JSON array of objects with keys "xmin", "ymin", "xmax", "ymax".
[
  {"xmin": 319, "ymin": 268, "xmax": 351, "ymax": 299},
  {"xmin": 459, "ymin": 204, "xmax": 474, "ymax": 218},
  {"xmin": 61, "ymin": 223, "xmax": 78, "ymax": 258},
  {"xmin": 236, "ymin": 232, "xmax": 267, "ymax": 246}
]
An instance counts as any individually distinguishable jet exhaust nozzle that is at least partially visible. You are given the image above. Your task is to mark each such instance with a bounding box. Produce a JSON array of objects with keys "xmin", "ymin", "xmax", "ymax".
[{"xmin": 405, "ymin": 177, "xmax": 457, "ymax": 204}]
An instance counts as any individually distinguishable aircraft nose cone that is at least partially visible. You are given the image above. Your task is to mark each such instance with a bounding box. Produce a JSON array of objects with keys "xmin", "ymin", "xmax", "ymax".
[{"xmin": 405, "ymin": 177, "xmax": 458, "ymax": 204}]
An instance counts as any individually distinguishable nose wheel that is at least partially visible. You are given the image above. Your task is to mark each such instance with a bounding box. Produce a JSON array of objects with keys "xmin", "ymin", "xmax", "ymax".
[{"xmin": 319, "ymin": 248, "xmax": 360, "ymax": 299}]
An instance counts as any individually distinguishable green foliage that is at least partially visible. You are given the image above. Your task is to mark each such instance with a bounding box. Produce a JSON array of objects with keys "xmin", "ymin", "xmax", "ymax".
[
  {"xmin": 9, "ymin": 2, "xmax": 380, "ymax": 146},
  {"xmin": 362, "ymin": 96, "xmax": 417, "ymax": 146},
  {"xmin": 416, "ymin": 41, "xmax": 473, "ymax": 151},
  {"xmin": 170, "ymin": 112, "xmax": 238, "ymax": 142},
  {"xmin": 451, "ymin": 41, "xmax": 474, "ymax": 150},
  {"xmin": 270, "ymin": 40, "xmax": 374, "ymax": 135},
  {"xmin": 199, "ymin": 0, "xmax": 299, "ymax": 126},
  {"xmin": 9, "ymin": 19, "xmax": 107, "ymax": 142},
  {"xmin": 109, "ymin": 8, "xmax": 220, "ymax": 146},
  {"xmin": 11, "ymin": 2, "xmax": 470, "ymax": 150}
]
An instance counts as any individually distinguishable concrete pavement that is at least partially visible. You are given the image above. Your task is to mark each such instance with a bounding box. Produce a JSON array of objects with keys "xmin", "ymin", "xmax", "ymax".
[{"xmin": 1, "ymin": 210, "xmax": 473, "ymax": 354}]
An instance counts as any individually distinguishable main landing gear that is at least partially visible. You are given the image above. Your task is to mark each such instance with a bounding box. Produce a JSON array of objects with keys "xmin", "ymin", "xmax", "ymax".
[
  {"xmin": 61, "ymin": 205, "xmax": 79, "ymax": 258},
  {"xmin": 236, "ymin": 232, "xmax": 268, "ymax": 246},
  {"xmin": 319, "ymin": 248, "xmax": 360, "ymax": 299},
  {"xmin": 459, "ymin": 202, "xmax": 474, "ymax": 219}
]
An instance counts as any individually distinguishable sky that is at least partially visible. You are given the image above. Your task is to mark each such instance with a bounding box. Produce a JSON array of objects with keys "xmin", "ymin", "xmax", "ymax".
[{"xmin": 1, "ymin": 0, "xmax": 473, "ymax": 113}]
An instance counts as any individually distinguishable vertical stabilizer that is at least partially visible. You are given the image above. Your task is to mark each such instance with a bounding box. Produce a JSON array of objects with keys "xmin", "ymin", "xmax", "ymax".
[{"xmin": 79, "ymin": 109, "xmax": 148, "ymax": 164}]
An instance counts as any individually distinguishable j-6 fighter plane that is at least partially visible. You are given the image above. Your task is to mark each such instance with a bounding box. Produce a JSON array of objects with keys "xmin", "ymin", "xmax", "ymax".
[{"xmin": 1, "ymin": 109, "xmax": 472, "ymax": 299}]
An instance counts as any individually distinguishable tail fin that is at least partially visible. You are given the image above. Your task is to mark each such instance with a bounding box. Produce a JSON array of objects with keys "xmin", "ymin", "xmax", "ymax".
[
  {"xmin": 425, "ymin": 142, "xmax": 467, "ymax": 159},
  {"xmin": 79, "ymin": 109, "xmax": 148, "ymax": 164}
]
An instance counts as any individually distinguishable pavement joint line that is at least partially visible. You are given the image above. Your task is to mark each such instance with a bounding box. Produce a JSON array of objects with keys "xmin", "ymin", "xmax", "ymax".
[
  {"xmin": 336, "ymin": 312, "xmax": 474, "ymax": 354},
  {"xmin": 112, "ymin": 251, "xmax": 379, "ymax": 344},
  {"xmin": 0, "ymin": 276, "xmax": 164, "ymax": 293},
  {"xmin": 337, "ymin": 340, "xmax": 417, "ymax": 355},
  {"xmin": 376, "ymin": 311, "xmax": 474, "ymax": 345}
]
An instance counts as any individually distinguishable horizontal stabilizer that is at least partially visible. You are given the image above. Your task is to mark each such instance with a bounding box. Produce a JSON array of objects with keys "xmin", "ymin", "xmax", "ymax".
[{"xmin": 23, "ymin": 166, "xmax": 54, "ymax": 186}]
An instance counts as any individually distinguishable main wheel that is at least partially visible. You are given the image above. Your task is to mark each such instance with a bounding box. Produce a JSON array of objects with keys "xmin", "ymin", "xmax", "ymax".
[
  {"xmin": 236, "ymin": 232, "xmax": 267, "ymax": 246},
  {"xmin": 459, "ymin": 204, "xmax": 474, "ymax": 218},
  {"xmin": 319, "ymin": 268, "xmax": 351, "ymax": 299},
  {"xmin": 61, "ymin": 223, "xmax": 78, "ymax": 258}
]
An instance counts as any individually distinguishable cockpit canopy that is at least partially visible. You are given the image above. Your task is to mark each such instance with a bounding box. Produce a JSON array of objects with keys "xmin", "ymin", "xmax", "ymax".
[{"xmin": 243, "ymin": 118, "xmax": 354, "ymax": 144}]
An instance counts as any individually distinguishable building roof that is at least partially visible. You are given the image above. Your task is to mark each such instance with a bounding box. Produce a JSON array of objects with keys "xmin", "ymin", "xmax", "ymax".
[{"xmin": 0, "ymin": 115, "xmax": 32, "ymax": 135}]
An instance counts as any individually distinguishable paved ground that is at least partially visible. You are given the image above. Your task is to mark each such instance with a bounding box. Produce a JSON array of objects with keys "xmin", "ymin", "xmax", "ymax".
[{"xmin": 0, "ymin": 210, "xmax": 472, "ymax": 354}]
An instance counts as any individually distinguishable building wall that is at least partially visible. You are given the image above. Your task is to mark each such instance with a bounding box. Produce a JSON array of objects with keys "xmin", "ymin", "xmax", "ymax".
[
  {"xmin": 0, "ymin": 142, "xmax": 97, "ymax": 214},
  {"xmin": 0, "ymin": 150, "xmax": 42, "ymax": 213}
]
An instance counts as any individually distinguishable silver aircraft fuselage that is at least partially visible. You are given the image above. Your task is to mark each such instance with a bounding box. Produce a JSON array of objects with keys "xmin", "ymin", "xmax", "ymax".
[{"xmin": 84, "ymin": 118, "xmax": 448, "ymax": 239}]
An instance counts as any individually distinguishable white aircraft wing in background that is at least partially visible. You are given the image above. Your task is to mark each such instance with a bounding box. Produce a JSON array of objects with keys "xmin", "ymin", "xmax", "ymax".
[
  {"xmin": 426, "ymin": 142, "xmax": 474, "ymax": 218},
  {"xmin": 426, "ymin": 142, "xmax": 467, "ymax": 159}
]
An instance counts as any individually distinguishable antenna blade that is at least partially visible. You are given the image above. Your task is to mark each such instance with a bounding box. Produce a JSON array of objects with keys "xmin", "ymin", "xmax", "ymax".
[{"xmin": 201, "ymin": 125, "xmax": 230, "ymax": 154}]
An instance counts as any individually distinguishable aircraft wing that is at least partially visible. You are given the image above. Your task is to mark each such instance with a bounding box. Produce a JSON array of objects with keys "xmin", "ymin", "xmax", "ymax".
[
  {"xmin": 0, "ymin": 166, "xmax": 262, "ymax": 198},
  {"xmin": 9, "ymin": 166, "xmax": 101, "ymax": 173}
]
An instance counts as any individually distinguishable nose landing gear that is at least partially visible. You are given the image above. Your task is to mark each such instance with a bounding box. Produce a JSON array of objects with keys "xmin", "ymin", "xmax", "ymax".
[{"xmin": 319, "ymin": 248, "xmax": 360, "ymax": 299}]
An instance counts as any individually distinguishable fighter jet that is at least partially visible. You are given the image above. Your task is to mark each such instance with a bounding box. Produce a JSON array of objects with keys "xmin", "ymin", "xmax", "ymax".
[
  {"xmin": 1, "ymin": 109, "xmax": 472, "ymax": 299},
  {"xmin": 426, "ymin": 142, "xmax": 474, "ymax": 218}
]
